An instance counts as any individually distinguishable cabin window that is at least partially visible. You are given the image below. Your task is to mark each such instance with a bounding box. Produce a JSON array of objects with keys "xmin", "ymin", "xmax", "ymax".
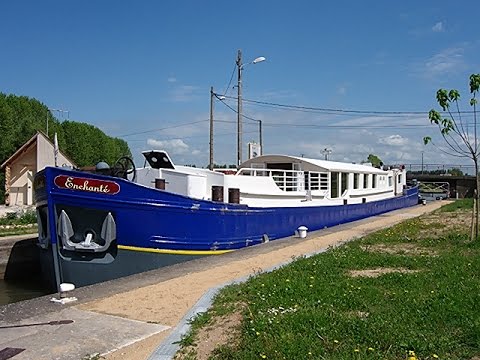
[
  {"xmin": 251, "ymin": 163, "xmax": 267, "ymax": 176},
  {"xmin": 372, "ymin": 174, "xmax": 378, "ymax": 188},
  {"xmin": 251, "ymin": 163, "xmax": 265, "ymax": 168},
  {"xmin": 330, "ymin": 172, "xmax": 339, "ymax": 198},
  {"xmin": 363, "ymin": 174, "xmax": 369, "ymax": 189},
  {"xmin": 305, "ymin": 173, "xmax": 312, "ymax": 190},
  {"xmin": 305, "ymin": 172, "xmax": 328, "ymax": 191},
  {"xmin": 341, "ymin": 173, "xmax": 349, "ymax": 195},
  {"xmin": 398, "ymin": 174, "xmax": 403, "ymax": 183},
  {"xmin": 305, "ymin": 171, "xmax": 319, "ymax": 190},
  {"xmin": 388, "ymin": 176, "xmax": 393, "ymax": 187},
  {"xmin": 353, "ymin": 173, "xmax": 359, "ymax": 189},
  {"xmin": 319, "ymin": 173, "xmax": 328, "ymax": 190}
]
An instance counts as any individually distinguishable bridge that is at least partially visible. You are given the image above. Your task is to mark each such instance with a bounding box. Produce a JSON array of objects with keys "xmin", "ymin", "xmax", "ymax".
[
  {"xmin": 406, "ymin": 173, "xmax": 476, "ymax": 198},
  {"xmin": 405, "ymin": 163, "xmax": 475, "ymax": 176}
]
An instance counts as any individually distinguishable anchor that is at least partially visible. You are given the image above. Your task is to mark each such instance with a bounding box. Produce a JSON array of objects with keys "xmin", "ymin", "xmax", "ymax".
[{"xmin": 57, "ymin": 210, "xmax": 116, "ymax": 252}]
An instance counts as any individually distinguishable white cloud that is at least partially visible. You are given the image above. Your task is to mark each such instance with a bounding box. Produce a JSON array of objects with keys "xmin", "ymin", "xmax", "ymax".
[
  {"xmin": 167, "ymin": 77, "xmax": 177, "ymax": 83},
  {"xmin": 261, "ymin": 90, "xmax": 296, "ymax": 99},
  {"xmin": 378, "ymin": 134, "xmax": 409, "ymax": 146},
  {"xmin": 423, "ymin": 47, "xmax": 465, "ymax": 78},
  {"xmin": 280, "ymin": 122, "xmax": 429, "ymax": 165},
  {"xmin": 432, "ymin": 21, "xmax": 444, "ymax": 33},
  {"xmin": 147, "ymin": 138, "xmax": 189, "ymax": 154},
  {"xmin": 334, "ymin": 116, "xmax": 388, "ymax": 127},
  {"xmin": 169, "ymin": 85, "xmax": 200, "ymax": 102}
]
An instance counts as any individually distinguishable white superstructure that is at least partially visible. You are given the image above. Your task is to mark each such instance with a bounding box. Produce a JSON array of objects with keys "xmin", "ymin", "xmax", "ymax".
[{"xmin": 135, "ymin": 151, "xmax": 407, "ymax": 208}]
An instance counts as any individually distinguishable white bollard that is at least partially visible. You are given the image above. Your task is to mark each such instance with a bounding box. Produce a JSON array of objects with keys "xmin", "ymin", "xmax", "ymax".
[
  {"xmin": 297, "ymin": 226, "xmax": 308, "ymax": 238},
  {"xmin": 51, "ymin": 283, "xmax": 77, "ymax": 304},
  {"xmin": 59, "ymin": 283, "xmax": 75, "ymax": 298}
]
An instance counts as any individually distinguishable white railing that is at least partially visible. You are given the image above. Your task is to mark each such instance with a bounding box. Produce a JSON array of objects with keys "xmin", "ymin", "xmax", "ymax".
[
  {"xmin": 237, "ymin": 168, "xmax": 330, "ymax": 192},
  {"xmin": 237, "ymin": 168, "xmax": 304, "ymax": 191},
  {"xmin": 306, "ymin": 171, "xmax": 329, "ymax": 191}
]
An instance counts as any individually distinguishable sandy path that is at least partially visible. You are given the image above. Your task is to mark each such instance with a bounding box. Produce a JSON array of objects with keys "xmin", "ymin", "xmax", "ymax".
[{"xmin": 78, "ymin": 202, "xmax": 444, "ymax": 359}]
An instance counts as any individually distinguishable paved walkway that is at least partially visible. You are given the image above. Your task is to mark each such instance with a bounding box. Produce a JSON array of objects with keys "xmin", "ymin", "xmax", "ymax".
[{"xmin": 0, "ymin": 202, "xmax": 445, "ymax": 360}]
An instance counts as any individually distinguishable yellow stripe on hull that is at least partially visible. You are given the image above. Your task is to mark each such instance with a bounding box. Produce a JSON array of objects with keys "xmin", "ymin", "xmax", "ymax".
[{"xmin": 117, "ymin": 245, "xmax": 233, "ymax": 256}]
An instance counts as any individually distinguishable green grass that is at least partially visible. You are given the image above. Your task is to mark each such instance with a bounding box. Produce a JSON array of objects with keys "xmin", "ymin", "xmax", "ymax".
[
  {"xmin": 438, "ymin": 198, "xmax": 473, "ymax": 212},
  {"xmin": 0, "ymin": 210, "xmax": 38, "ymax": 237},
  {"xmin": 178, "ymin": 202, "xmax": 480, "ymax": 359},
  {"xmin": 0, "ymin": 225, "xmax": 38, "ymax": 237}
]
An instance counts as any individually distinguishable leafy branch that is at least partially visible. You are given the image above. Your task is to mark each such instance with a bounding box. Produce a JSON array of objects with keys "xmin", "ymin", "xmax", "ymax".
[{"xmin": 423, "ymin": 74, "xmax": 480, "ymax": 241}]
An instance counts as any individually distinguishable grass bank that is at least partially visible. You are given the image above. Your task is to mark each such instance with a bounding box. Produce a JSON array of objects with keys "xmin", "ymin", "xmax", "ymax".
[{"xmin": 177, "ymin": 199, "xmax": 479, "ymax": 360}]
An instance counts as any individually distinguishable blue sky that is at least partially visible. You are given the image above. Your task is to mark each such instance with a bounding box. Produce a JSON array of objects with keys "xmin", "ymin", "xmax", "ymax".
[{"xmin": 2, "ymin": 1, "xmax": 480, "ymax": 171}]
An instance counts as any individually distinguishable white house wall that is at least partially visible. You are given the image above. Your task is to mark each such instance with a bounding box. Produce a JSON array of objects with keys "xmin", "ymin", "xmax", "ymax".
[
  {"xmin": 5, "ymin": 133, "xmax": 75, "ymax": 206},
  {"xmin": 36, "ymin": 134, "xmax": 73, "ymax": 170},
  {"xmin": 9, "ymin": 148, "xmax": 36, "ymax": 206}
]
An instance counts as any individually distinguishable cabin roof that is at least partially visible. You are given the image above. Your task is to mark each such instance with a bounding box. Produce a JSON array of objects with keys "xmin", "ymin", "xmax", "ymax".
[{"xmin": 240, "ymin": 154, "xmax": 388, "ymax": 174}]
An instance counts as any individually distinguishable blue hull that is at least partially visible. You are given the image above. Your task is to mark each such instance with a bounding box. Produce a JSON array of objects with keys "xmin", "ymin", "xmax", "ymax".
[{"xmin": 34, "ymin": 167, "xmax": 419, "ymax": 289}]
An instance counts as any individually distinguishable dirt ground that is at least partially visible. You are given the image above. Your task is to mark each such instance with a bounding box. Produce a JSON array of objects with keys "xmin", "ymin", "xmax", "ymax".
[
  {"xmin": 175, "ymin": 309, "xmax": 244, "ymax": 360},
  {"xmin": 348, "ymin": 267, "xmax": 421, "ymax": 278},
  {"xmin": 77, "ymin": 201, "xmax": 445, "ymax": 360}
]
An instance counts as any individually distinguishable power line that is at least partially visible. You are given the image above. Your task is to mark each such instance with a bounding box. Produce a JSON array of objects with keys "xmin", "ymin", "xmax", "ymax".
[
  {"xmin": 216, "ymin": 94, "xmax": 429, "ymax": 126},
  {"xmin": 241, "ymin": 97, "xmax": 427, "ymax": 114},
  {"xmin": 236, "ymin": 101, "xmax": 423, "ymax": 118},
  {"xmin": 262, "ymin": 123, "xmax": 435, "ymax": 129},
  {"xmin": 118, "ymin": 120, "xmax": 208, "ymax": 137},
  {"xmin": 126, "ymin": 119, "xmax": 438, "ymax": 143},
  {"xmin": 216, "ymin": 98, "xmax": 260, "ymax": 123},
  {"xmin": 215, "ymin": 96, "xmax": 439, "ymax": 130},
  {"xmin": 126, "ymin": 129, "xmax": 259, "ymax": 142},
  {"xmin": 220, "ymin": 95, "xmax": 476, "ymax": 116},
  {"xmin": 214, "ymin": 119, "xmax": 435, "ymax": 128},
  {"xmin": 117, "ymin": 97, "xmax": 478, "ymax": 144},
  {"xmin": 222, "ymin": 62, "xmax": 237, "ymax": 97}
]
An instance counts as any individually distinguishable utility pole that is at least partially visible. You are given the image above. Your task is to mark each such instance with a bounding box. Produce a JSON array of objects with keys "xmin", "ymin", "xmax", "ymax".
[
  {"xmin": 421, "ymin": 151, "xmax": 424, "ymax": 174},
  {"xmin": 236, "ymin": 49, "xmax": 243, "ymax": 166},
  {"xmin": 233, "ymin": 50, "xmax": 265, "ymax": 165},
  {"xmin": 258, "ymin": 120, "xmax": 263, "ymax": 155},
  {"xmin": 209, "ymin": 87, "xmax": 214, "ymax": 170}
]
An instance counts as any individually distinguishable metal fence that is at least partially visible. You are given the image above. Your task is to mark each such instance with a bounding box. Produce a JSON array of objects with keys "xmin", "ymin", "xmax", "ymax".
[{"xmin": 405, "ymin": 164, "xmax": 475, "ymax": 176}]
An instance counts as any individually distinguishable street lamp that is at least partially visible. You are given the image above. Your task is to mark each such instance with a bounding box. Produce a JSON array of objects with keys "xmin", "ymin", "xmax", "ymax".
[
  {"xmin": 46, "ymin": 108, "xmax": 69, "ymax": 138},
  {"xmin": 236, "ymin": 49, "xmax": 266, "ymax": 166},
  {"xmin": 322, "ymin": 148, "xmax": 332, "ymax": 160}
]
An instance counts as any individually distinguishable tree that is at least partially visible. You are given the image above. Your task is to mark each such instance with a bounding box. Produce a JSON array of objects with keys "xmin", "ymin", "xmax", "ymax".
[
  {"xmin": 424, "ymin": 74, "xmax": 480, "ymax": 240},
  {"xmin": 448, "ymin": 168, "xmax": 464, "ymax": 176},
  {"xmin": 61, "ymin": 120, "xmax": 131, "ymax": 167},
  {"xmin": 0, "ymin": 93, "xmax": 132, "ymax": 202},
  {"xmin": 366, "ymin": 154, "xmax": 383, "ymax": 168}
]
